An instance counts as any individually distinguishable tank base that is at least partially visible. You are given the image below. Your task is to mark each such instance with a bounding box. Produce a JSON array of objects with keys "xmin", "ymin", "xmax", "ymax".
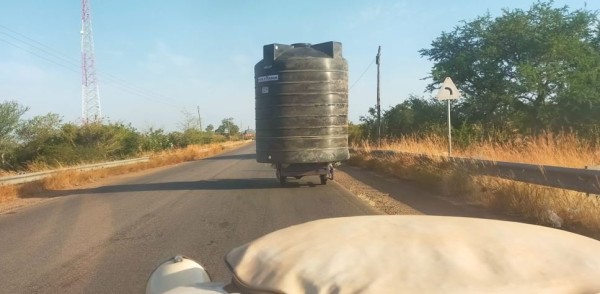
[{"xmin": 275, "ymin": 163, "xmax": 334, "ymax": 186}]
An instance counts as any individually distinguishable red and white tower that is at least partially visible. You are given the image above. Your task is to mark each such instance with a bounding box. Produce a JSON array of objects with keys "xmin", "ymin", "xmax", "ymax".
[{"xmin": 81, "ymin": 0, "xmax": 101, "ymax": 123}]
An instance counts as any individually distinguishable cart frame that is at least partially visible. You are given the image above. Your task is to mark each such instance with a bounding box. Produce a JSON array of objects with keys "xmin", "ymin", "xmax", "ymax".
[{"xmin": 275, "ymin": 163, "xmax": 334, "ymax": 186}]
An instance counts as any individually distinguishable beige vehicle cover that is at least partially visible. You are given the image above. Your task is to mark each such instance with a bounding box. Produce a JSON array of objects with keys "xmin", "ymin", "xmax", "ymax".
[{"xmin": 225, "ymin": 215, "xmax": 600, "ymax": 294}]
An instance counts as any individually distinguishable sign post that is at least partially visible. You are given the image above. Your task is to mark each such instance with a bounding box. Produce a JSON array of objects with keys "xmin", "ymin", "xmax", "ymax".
[{"xmin": 435, "ymin": 77, "xmax": 461, "ymax": 156}]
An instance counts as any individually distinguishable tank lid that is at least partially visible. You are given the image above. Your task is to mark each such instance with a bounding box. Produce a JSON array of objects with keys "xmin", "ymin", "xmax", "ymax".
[
  {"xmin": 291, "ymin": 43, "xmax": 311, "ymax": 48},
  {"xmin": 261, "ymin": 42, "xmax": 343, "ymax": 62}
]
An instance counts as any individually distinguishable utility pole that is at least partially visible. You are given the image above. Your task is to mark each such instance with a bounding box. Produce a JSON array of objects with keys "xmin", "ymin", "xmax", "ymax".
[
  {"xmin": 81, "ymin": 0, "xmax": 101, "ymax": 123},
  {"xmin": 196, "ymin": 106, "xmax": 202, "ymax": 131},
  {"xmin": 376, "ymin": 46, "xmax": 382, "ymax": 148}
]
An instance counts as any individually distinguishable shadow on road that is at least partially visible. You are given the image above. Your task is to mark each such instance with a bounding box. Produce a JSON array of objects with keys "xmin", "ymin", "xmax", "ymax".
[
  {"xmin": 206, "ymin": 153, "xmax": 256, "ymax": 161},
  {"xmin": 45, "ymin": 178, "xmax": 323, "ymax": 196}
]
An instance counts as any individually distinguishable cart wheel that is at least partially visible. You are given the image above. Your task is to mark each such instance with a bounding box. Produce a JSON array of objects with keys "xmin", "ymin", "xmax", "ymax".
[{"xmin": 320, "ymin": 175, "xmax": 328, "ymax": 185}]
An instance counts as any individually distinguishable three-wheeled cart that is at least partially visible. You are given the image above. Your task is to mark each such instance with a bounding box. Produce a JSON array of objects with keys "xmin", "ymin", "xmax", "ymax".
[
  {"xmin": 275, "ymin": 163, "xmax": 334, "ymax": 186},
  {"xmin": 254, "ymin": 41, "xmax": 349, "ymax": 187}
]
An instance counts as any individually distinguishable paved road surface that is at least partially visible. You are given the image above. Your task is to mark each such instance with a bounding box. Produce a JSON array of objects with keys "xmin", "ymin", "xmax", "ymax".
[{"xmin": 0, "ymin": 143, "xmax": 377, "ymax": 293}]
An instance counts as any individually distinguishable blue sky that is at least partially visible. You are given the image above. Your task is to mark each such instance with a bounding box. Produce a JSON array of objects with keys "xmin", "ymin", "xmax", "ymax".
[{"xmin": 0, "ymin": 0, "xmax": 597, "ymax": 131}]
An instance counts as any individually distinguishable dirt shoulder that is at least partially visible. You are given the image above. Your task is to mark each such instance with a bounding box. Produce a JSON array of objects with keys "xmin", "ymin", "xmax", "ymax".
[{"xmin": 334, "ymin": 163, "xmax": 528, "ymax": 222}]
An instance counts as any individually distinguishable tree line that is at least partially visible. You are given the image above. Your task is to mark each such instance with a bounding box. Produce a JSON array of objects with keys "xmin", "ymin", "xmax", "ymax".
[
  {"xmin": 0, "ymin": 101, "xmax": 242, "ymax": 171},
  {"xmin": 353, "ymin": 2, "xmax": 600, "ymax": 145}
]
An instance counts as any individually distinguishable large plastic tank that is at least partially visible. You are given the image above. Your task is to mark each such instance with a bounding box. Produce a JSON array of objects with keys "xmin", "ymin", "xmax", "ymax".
[{"xmin": 255, "ymin": 41, "xmax": 349, "ymax": 164}]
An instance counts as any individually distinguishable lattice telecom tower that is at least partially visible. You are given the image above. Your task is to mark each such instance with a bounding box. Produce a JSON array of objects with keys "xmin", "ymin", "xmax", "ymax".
[{"xmin": 81, "ymin": 0, "xmax": 101, "ymax": 123}]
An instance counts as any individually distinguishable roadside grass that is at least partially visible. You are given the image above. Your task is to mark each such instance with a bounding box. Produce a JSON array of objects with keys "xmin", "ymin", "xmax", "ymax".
[
  {"xmin": 368, "ymin": 132, "xmax": 600, "ymax": 168},
  {"xmin": 0, "ymin": 141, "xmax": 248, "ymax": 204},
  {"xmin": 350, "ymin": 134, "xmax": 600, "ymax": 238},
  {"xmin": 471, "ymin": 176, "xmax": 600, "ymax": 237}
]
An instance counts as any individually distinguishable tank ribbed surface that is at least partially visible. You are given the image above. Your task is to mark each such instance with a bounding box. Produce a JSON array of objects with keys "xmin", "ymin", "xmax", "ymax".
[{"xmin": 255, "ymin": 42, "xmax": 349, "ymax": 164}]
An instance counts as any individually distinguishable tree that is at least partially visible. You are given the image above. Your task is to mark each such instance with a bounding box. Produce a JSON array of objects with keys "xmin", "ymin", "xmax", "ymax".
[
  {"xmin": 358, "ymin": 106, "xmax": 378, "ymax": 141},
  {"xmin": 357, "ymin": 96, "xmax": 447, "ymax": 140},
  {"xmin": 22, "ymin": 122, "xmax": 143, "ymax": 167},
  {"xmin": 179, "ymin": 109, "xmax": 201, "ymax": 132},
  {"xmin": 0, "ymin": 101, "xmax": 28, "ymax": 143},
  {"xmin": 205, "ymin": 124, "xmax": 214, "ymax": 132},
  {"xmin": 17, "ymin": 113, "xmax": 62, "ymax": 144},
  {"xmin": 15, "ymin": 113, "xmax": 63, "ymax": 165},
  {"xmin": 215, "ymin": 118, "xmax": 239, "ymax": 136},
  {"xmin": 0, "ymin": 101, "xmax": 29, "ymax": 169},
  {"xmin": 420, "ymin": 2, "xmax": 600, "ymax": 134},
  {"xmin": 141, "ymin": 128, "xmax": 171, "ymax": 152},
  {"xmin": 381, "ymin": 95, "xmax": 446, "ymax": 137},
  {"xmin": 348, "ymin": 122, "xmax": 364, "ymax": 144}
]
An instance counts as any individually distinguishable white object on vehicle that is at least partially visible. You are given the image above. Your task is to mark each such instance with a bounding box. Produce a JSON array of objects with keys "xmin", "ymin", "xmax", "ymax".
[
  {"xmin": 146, "ymin": 255, "xmax": 227, "ymax": 294},
  {"xmin": 226, "ymin": 215, "xmax": 600, "ymax": 293}
]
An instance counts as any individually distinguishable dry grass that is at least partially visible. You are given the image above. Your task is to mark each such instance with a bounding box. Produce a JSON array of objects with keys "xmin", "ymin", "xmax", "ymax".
[
  {"xmin": 0, "ymin": 141, "xmax": 248, "ymax": 203},
  {"xmin": 471, "ymin": 176, "xmax": 600, "ymax": 238},
  {"xmin": 359, "ymin": 132, "xmax": 600, "ymax": 168},
  {"xmin": 0, "ymin": 171, "xmax": 13, "ymax": 177},
  {"xmin": 0, "ymin": 181, "xmax": 46, "ymax": 204},
  {"xmin": 0, "ymin": 185, "xmax": 19, "ymax": 203},
  {"xmin": 351, "ymin": 134, "xmax": 600, "ymax": 238}
]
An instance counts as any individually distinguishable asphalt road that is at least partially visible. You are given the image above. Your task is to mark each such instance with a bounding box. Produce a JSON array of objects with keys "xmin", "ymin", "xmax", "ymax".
[{"xmin": 0, "ymin": 143, "xmax": 377, "ymax": 293}]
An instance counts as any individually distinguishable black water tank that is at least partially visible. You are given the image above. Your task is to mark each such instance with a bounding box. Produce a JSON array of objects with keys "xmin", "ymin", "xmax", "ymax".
[{"xmin": 255, "ymin": 41, "xmax": 349, "ymax": 164}]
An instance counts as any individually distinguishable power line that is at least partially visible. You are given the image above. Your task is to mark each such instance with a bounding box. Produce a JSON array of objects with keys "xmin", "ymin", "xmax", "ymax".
[
  {"xmin": 0, "ymin": 27, "xmax": 80, "ymax": 68},
  {"xmin": 0, "ymin": 36, "xmax": 80, "ymax": 74},
  {"xmin": 0, "ymin": 24, "xmax": 180, "ymax": 108},
  {"xmin": 0, "ymin": 24, "xmax": 75, "ymax": 63},
  {"xmin": 0, "ymin": 23, "xmax": 176, "ymax": 103},
  {"xmin": 0, "ymin": 24, "xmax": 170, "ymax": 100},
  {"xmin": 349, "ymin": 57, "xmax": 376, "ymax": 90},
  {"xmin": 0, "ymin": 36, "xmax": 179, "ymax": 108}
]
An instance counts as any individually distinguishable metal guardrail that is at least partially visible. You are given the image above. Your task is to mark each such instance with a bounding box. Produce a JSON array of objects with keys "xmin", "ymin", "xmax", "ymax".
[
  {"xmin": 352, "ymin": 149, "xmax": 600, "ymax": 195},
  {"xmin": 0, "ymin": 157, "xmax": 150, "ymax": 186}
]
